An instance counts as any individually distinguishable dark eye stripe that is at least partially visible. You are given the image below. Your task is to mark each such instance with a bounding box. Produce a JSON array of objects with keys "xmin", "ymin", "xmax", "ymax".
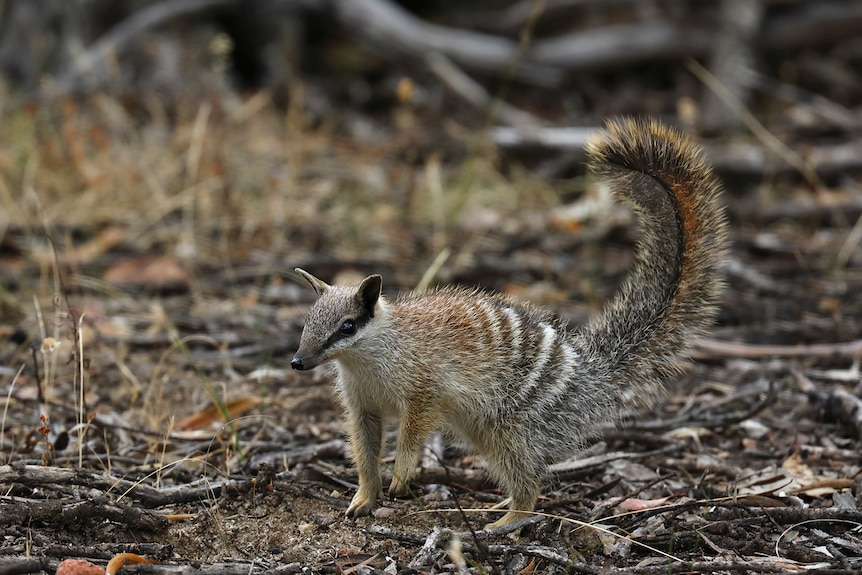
[{"xmin": 323, "ymin": 311, "xmax": 371, "ymax": 349}]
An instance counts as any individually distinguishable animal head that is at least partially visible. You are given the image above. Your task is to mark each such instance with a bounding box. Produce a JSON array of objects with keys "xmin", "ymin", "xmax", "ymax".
[{"xmin": 290, "ymin": 268, "xmax": 384, "ymax": 371}]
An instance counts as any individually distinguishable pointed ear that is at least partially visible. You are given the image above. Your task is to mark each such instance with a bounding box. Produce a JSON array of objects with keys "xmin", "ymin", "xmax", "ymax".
[
  {"xmin": 355, "ymin": 274, "xmax": 382, "ymax": 317},
  {"xmin": 294, "ymin": 268, "xmax": 330, "ymax": 297}
]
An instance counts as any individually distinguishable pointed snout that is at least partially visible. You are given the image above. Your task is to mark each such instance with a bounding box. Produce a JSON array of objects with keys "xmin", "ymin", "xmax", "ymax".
[{"xmin": 291, "ymin": 353, "xmax": 321, "ymax": 371}]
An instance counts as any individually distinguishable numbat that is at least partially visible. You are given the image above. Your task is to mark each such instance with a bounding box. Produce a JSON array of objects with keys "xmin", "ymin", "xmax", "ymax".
[{"xmin": 291, "ymin": 118, "xmax": 727, "ymax": 528}]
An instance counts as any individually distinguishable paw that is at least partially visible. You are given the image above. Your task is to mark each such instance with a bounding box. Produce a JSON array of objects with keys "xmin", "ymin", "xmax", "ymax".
[
  {"xmin": 345, "ymin": 489, "xmax": 379, "ymax": 518},
  {"xmin": 387, "ymin": 476, "xmax": 411, "ymax": 499},
  {"xmin": 484, "ymin": 510, "xmax": 529, "ymax": 530}
]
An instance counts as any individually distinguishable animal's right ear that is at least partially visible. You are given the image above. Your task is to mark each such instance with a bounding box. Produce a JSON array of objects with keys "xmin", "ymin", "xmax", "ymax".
[
  {"xmin": 294, "ymin": 268, "xmax": 330, "ymax": 297},
  {"xmin": 355, "ymin": 274, "xmax": 382, "ymax": 317}
]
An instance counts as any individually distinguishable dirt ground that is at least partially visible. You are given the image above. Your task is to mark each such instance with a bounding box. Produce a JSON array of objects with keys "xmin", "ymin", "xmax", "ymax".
[{"xmin": 2, "ymin": 27, "xmax": 862, "ymax": 575}]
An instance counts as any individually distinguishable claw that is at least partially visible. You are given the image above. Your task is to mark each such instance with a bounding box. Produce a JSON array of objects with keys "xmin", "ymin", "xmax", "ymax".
[
  {"xmin": 387, "ymin": 477, "xmax": 410, "ymax": 500},
  {"xmin": 345, "ymin": 489, "xmax": 379, "ymax": 518}
]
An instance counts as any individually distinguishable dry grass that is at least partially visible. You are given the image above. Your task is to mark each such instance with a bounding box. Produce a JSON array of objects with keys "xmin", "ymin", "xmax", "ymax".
[{"xmin": 0, "ymin": 89, "xmax": 557, "ymax": 287}]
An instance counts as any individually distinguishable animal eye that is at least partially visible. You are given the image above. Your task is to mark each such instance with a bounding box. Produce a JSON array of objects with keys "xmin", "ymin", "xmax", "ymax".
[{"xmin": 340, "ymin": 320, "xmax": 357, "ymax": 335}]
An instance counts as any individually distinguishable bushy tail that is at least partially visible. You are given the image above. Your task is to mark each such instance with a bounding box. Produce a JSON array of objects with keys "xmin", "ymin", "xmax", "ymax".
[{"xmin": 577, "ymin": 118, "xmax": 728, "ymax": 407}]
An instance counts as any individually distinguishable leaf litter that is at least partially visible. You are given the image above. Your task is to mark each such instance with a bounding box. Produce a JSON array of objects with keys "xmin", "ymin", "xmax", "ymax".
[{"xmin": 0, "ymin": 90, "xmax": 861, "ymax": 574}]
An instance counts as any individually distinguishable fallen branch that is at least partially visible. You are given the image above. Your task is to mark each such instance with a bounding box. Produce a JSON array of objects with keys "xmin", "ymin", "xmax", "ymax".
[
  {"xmin": 0, "ymin": 463, "xmax": 320, "ymax": 508},
  {"xmin": 530, "ymin": 20, "xmax": 709, "ymax": 71},
  {"xmin": 548, "ymin": 447, "xmax": 678, "ymax": 479},
  {"xmin": 330, "ymin": 0, "xmax": 561, "ymax": 86},
  {"xmin": 695, "ymin": 338, "xmax": 862, "ymax": 360},
  {"xmin": 425, "ymin": 51, "xmax": 543, "ymax": 128},
  {"xmin": 0, "ymin": 496, "xmax": 167, "ymax": 532}
]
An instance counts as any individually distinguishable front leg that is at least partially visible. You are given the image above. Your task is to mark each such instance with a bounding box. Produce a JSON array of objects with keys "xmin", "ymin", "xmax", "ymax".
[
  {"xmin": 388, "ymin": 404, "xmax": 443, "ymax": 499},
  {"xmin": 345, "ymin": 410, "xmax": 384, "ymax": 517}
]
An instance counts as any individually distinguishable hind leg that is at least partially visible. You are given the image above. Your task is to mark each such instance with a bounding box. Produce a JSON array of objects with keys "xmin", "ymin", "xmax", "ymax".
[
  {"xmin": 482, "ymin": 441, "xmax": 544, "ymax": 529},
  {"xmin": 485, "ymin": 482, "xmax": 540, "ymax": 529}
]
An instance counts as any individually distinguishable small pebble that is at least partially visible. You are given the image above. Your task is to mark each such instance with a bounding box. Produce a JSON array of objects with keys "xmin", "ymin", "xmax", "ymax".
[
  {"xmin": 56, "ymin": 559, "xmax": 104, "ymax": 575},
  {"xmin": 372, "ymin": 506, "xmax": 395, "ymax": 518}
]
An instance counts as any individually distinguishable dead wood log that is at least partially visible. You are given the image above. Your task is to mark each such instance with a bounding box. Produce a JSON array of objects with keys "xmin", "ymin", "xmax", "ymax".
[
  {"xmin": 548, "ymin": 446, "xmax": 679, "ymax": 480},
  {"xmin": 0, "ymin": 463, "xmax": 168, "ymax": 506},
  {"xmin": 329, "ymin": 0, "xmax": 562, "ymax": 86},
  {"xmin": 0, "ymin": 463, "xmax": 235, "ymax": 507},
  {"xmin": 425, "ymin": 51, "xmax": 544, "ymax": 128},
  {"xmin": 43, "ymin": 543, "xmax": 167, "ymax": 560},
  {"xmin": 491, "ymin": 125, "xmax": 592, "ymax": 150},
  {"xmin": 0, "ymin": 558, "xmax": 58, "ymax": 575},
  {"xmin": 529, "ymin": 20, "xmax": 710, "ymax": 71},
  {"xmin": 0, "ymin": 496, "xmax": 167, "ymax": 532}
]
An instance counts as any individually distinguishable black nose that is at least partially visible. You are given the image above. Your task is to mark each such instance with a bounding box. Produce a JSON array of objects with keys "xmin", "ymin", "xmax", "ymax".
[{"xmin": 290, "ymin": 357, "xmax": 304, "ymax": 370}]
